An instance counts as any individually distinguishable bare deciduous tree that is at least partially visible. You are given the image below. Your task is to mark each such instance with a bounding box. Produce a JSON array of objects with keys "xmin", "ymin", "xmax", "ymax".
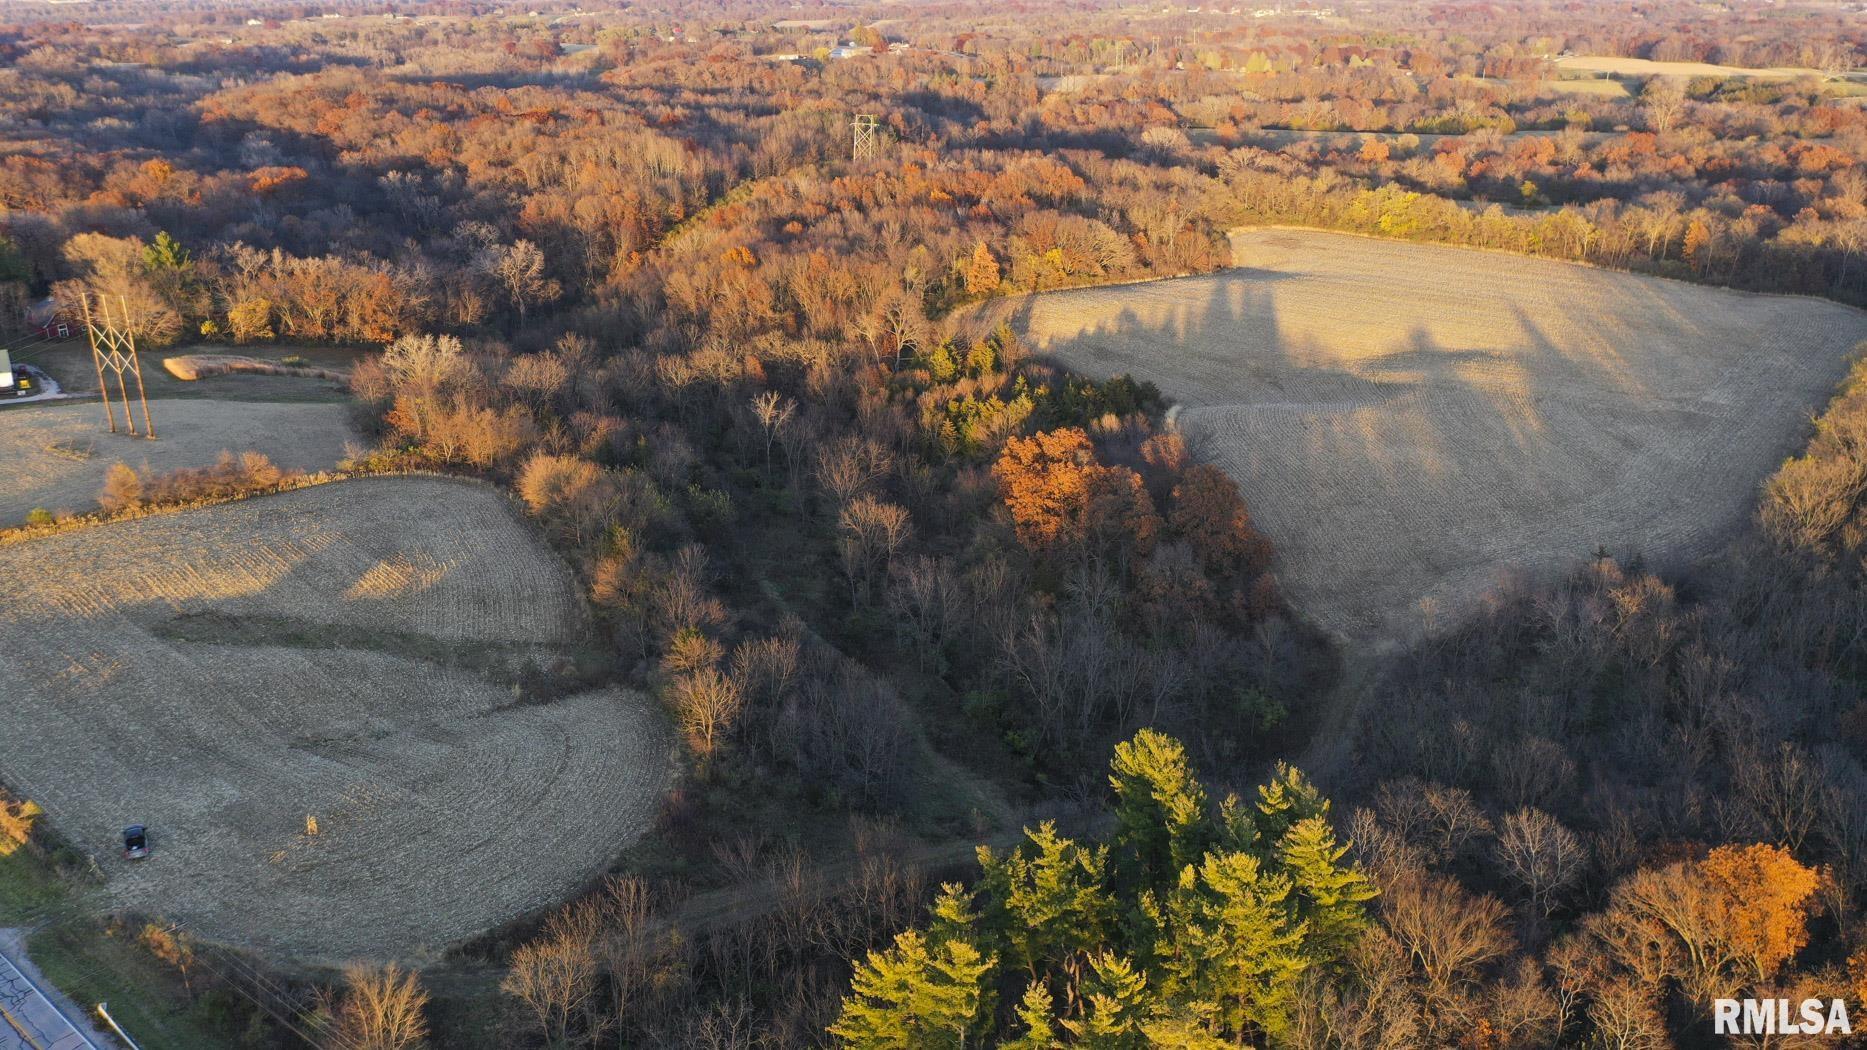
[
  {"xmin": 1586, "ymin": 981, "xmax": 1672, "ymax": 1050},
  {"xmin": 1731, "ymin": 742, "xmax": 1826, "ymax": 852},
  {"xmin": 1490, "ymin": 737, "xmax": 1577, "ymax": 811},
  {"xmin": 1495, "ymin": 808, "xmax": 1587, "ymax": 917},
  {"xmin": 319, "ymin": 963, "xmax": 431, "ymax": 1050},
  {"xmin": 1373, "ymin": 780, "xmax": 1495, "ymax": 867},
  {"xmin": 836, "ymin": 495, "xmax": 912, "ymax": 603},
  {"xmin": 594, "ymin": 875, "xmax": 688, "ymax": 1036},
  {"xmin": 1640, "ymin": 79, "xmax": 1687, "ymax": 138},
  {"xmin": 669, "ymin": 667, "xmax": 744, "ymax": 759},
  {"xmin": 479, "ymin": 239, "xmax": 561, "ymax": 323},
  {"xmin": 749, "ymin": 390, "xmax": 796, "ymax": 481},
  {"xmin": 1380, "ymin": 867, "xmax": 1513, "ymax": 993},
  {"xmin": 813, "ymin": 436, "xmax": 893, "ymax": 509},
  {"xmin": 502, "ymin": 901, "xmax": 605, "ymax": 1048}
]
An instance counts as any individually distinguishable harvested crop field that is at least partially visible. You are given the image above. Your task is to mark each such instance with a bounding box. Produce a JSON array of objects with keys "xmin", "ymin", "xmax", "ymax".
[
  {"xmin": 990, "ymin": 228, "xmax": 1867, "ymax": 644},
  {"xmin": 0, "ymin": 399, "xmax": 356, "ymax": 525},
  {"xmin": 0, "ymin": 476, "xmax": 673, "ymax": 961}
]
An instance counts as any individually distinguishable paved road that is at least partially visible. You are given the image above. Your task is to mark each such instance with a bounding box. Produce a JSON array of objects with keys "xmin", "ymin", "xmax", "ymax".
[{"xmin": 0, "ymin": 931, "xmax": 103, "ymax": 1050}]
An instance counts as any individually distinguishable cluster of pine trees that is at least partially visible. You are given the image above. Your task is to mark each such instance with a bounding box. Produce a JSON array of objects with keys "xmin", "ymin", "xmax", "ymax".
[{"xmin": 831, "ymin": 730, "xmax": 1373, "ymax": 1047}]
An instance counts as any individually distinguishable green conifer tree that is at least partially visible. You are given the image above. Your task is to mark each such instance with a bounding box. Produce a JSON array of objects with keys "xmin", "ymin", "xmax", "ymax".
[
  {"xmin": 977, "ymin": 822, "xmax": 1114, "ymax": 978},
  {"xmin": 1253, "ymin": 761, "xmax": 1327, "ymax": 845},
  {"xmin": 1156, "ymin": 852, "xmax": 1309, "ymax": 1042},
  {"xmin": 829, "ymin": 930, "xmax": 995, "ymax": 1049},
  {"xmin": 1277, "ymin": 815, "xmax": 1378, "ymax": 963},
  {"xmin": 1109, "ymin": 729, "xmax": 1211, "ymax": 895},
  {"xmin": 1061, "ymin": 952, "xmax": 1156, "ymax": 1049},
  {"xmin": 143, "ymin": 230, "xmax": 191, "ymax": 271},
  {"xmin": 1002, "ymin": 981, "xmax": 1059, "ymax": 1050}
]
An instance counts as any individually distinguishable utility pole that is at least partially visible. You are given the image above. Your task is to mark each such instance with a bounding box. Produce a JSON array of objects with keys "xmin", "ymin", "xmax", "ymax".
[
  {"xmin": 96, "ymin": 1003, "xmax": 143, "ymax": 1050},
  {"xmin": 851, "ymin": 113, "xmax": 883, "ymax": 162},
  {"xmin": 81, "ymin": 292, "xmax": 155, "ymax": 439}
]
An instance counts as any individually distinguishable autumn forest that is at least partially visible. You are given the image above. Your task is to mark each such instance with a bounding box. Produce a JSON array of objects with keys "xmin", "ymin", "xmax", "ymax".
[{"xmin": 2, "ymin": 0, "xmax": 1867, "ymax": 1047}]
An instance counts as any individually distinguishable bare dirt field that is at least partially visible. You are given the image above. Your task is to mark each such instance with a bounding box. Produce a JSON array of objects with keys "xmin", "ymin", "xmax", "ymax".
[
  {"xmin": 0, "ymin": 399, "xmax": 357, "ymax": 525},
  {"xmin": 987, "ymin": 228, "xmax": 1867, "ymax": 645},
  {"xmin": 0, "ymin": 476, "xmax": 673, "ymax": 962}
]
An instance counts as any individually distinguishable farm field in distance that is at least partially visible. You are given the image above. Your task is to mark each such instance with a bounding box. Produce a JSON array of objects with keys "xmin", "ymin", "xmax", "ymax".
[
  {"xmin": 995, "ymin": 228, "xmax": 1867, "ymax": 644},
  {"xmin": 0, "ymin": 398, "xmax": 356, "ymax": 525},
  {"xmin": 0, "ymin": 476, "xmax": 673, "ymax": 962},
  {"xmin": 1551, "ymin": 53, "xmax": 1839, "ymax": 80}
]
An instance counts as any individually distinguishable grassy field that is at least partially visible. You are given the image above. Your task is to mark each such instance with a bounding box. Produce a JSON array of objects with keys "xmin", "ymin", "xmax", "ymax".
[
  {"xmin": 986, "ymin": 228, "xmax": 1867, "ymax": 645},
  {"xmin": 24, "ymin": 923, "xmax": 243, "ymax": 1050},
  {"xmin": 161, "ymin": 353, "xmax": 350, "ymax": 382},
  {"xmin": 0, "ymin": 398, "xmax": 358, "ymax": 525},
  {"xmin": 1541, "ymin": 78, "xmax": 1631, "ymax": 97},
  {"xmin": 0, "ymin": 476, "xmax": 673, "ymax": 963},
  {"xmin": 1553, "ymin": 54, "xmax": 1832, "ymax": 80},
  {"xmin": 0, "ymin": 849, "xmax": 65, "ymax": 924},
  {"xmin": 9, "ymin": 337, "xmax": 365, "ymax": 402},
  {"xmin": 4, "ymin": 844, "xmax": 227, "ymax": 1049}
]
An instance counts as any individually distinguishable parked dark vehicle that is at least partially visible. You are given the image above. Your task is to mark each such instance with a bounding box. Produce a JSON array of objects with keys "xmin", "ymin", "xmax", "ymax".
[{"xmin": 122, "ymin": 825, "xmax": 148, "ymax": 860}]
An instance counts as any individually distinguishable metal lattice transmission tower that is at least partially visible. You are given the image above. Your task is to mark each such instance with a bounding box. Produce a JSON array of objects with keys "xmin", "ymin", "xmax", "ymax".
[
  {"xmin": 851, "ymin": 114, "xmax": 883, "ymax": 162},
  {"xmin": 82, "ymin": 292, "xmax": 156, "ymax": 439}
]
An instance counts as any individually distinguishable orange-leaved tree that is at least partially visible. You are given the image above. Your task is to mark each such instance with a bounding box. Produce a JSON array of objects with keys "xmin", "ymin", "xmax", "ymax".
[
  {"xmin": 1169, "ymin": 462, "xmax": 1272, "ymax": 578},
  {"xmin": 993, "ymin": 428, "xmax": 1098, "ymax": 552},
  {"xmin": 1697, "ymin": 843, "xmax": 1823, "ymax": 983},
  {"xmin": 965, "ymin": 241, "xmax": 1001, "ymax": 296},
  {"xmin": 993, "ymin": 427, "xmax": 1159, "ymax": 567},
  {"xmin": 1599, "ymin": 842, "xmax": 1822, "ymax": 1002}
]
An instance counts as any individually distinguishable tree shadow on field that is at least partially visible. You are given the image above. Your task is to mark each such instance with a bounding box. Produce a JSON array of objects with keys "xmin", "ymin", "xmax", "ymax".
[{"xmin": 1000, "ymin": 242, "xmax": 1761, "ymax": 645}]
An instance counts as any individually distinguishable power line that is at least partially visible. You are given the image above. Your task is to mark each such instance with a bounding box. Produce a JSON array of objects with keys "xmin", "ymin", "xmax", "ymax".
[
  {"xmin": 3, "ymin": 911, "xmax": 354, "ymax": 1050},
  {"xmin": 79, "ymin": 293, "xmax": 155, "ymax": 439},
  {"xmin": 851, "ymin": 113, "xmax": 883, "ymax": 161},
  {"xmin": 180, "ymin": 938, "xmax": 353, "ymax": 1050}
]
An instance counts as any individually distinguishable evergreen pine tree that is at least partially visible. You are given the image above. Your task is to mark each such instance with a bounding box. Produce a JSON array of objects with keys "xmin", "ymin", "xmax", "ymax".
[
  {"xmin": 1002, "ymin": 980, "xmax": 1059, "ymax": 1050},
  {"xmin": 1277, "ymin": 815, "xmax": 1378, "ymax": 963},
  {"xmin": 1061, "ymin": 951, "xmax": 1156, "ymax": 1049},
  {"xmin": 1156, "ymin": 851, "xmax": 1309, "ymax": 1042},
  {"xmin": 1109, "ymin": 729, "xmax": 1211, "ymax": 895},
  {"xmin": 1254, "ymin": 761, "xmax": 1327, "ymax": 845},
  {"xmin": 829, "ymin": 930, "xmax": 995, "ymax": 1049},
  {"xmin": 143, "ymin": 230, "xmax": 191, "ymax": 271},
  {"xmin": 1140, "ymin": 1010, "xmax": 1234, "ymax": 1050},
  {"xmin": 977, "ymin": 822, "xmax": 1114, "ymax": 977}
]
